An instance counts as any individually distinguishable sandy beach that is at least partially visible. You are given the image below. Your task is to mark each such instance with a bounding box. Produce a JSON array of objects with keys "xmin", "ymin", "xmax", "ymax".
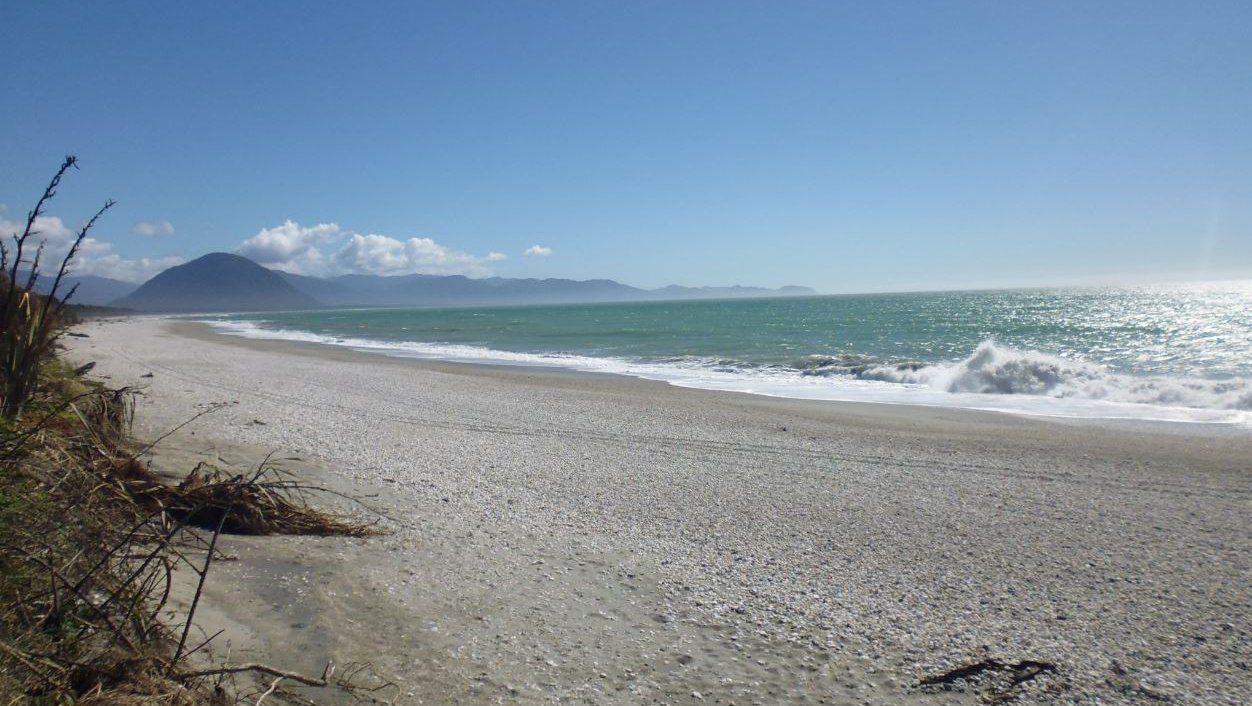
[{"xmin": 63, "ymin": 317, "xmax": 1251, "ymax": 705}]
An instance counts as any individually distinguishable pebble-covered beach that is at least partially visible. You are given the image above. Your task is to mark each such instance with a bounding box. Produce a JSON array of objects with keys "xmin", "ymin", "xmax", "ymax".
[{"xmin": 66, "ymin": 318, "xmax": 1251, "ymax": 705}]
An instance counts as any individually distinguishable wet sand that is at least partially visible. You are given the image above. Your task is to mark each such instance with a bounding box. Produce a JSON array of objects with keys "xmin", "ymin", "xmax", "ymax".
[{"xmin": 64, "ymin": 317, "xmax": 1251, "ymax": 705}]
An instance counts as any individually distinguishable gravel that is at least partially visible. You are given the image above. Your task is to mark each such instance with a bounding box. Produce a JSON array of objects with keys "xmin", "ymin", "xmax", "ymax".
[{"xmin": 65, "ymin": 317, "xmax": 1252, "ymax": 705}]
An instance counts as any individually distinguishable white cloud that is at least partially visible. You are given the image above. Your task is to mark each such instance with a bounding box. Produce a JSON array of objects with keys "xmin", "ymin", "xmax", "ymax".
[
  {"xmin": 1, "ymin": 213, "xmax": 79, "ymax": 269},
  {"xmin": 236, "ymin": 220, "xmax": 341, "ymax": 274},
  {"xmin": 524, "ymin": 245, "xmax": 553, "ymax": 257},
  {"xmin": 76, "ymin": 237, "xmax": 112, "ymax": 257},
  {"xmin": 71, "ymin": 254, "xmax": 184, "ymax": 283},
  {"xmin": 2, "ymin": 213, "xmax": 76, "ymax": 244},
  {"xmin": 332, "ymin": 233, "xmax": 499, "ymax": 277},
  {"xmin": 0, "ymin": 212, "xmax": 181, "ymax": 283},
  {"xmin": 133, "ymin": 221, "xmax": 176, "ymax": 237},
  {"xmin": 233, "ymin": 220, "xmax": 506, "ymax": 277}
]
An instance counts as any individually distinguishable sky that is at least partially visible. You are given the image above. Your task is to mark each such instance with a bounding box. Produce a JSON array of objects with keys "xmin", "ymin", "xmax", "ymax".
[{"xmin": 2, "ymin": 1, "xmax": 1250, "ymax": 292}]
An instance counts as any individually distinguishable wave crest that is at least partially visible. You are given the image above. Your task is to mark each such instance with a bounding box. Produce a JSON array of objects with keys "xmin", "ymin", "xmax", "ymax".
[
  {"xmin": 208, "ymin": 320, "xmax": 1250, "ymax": 419},
  {"xmin": 852, "ymin": 341, "xmax": 1251, "ymax": 410}
]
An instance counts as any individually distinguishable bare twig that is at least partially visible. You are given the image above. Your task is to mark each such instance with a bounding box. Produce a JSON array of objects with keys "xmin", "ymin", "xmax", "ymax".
[
  {"xmin": 0, "ymin": 640, "xmax": 67, "ymax": 687},
  {"xmin": 176, "ymin": 661, "xmax": 335, "ymax": 687},
  {"xmin": 130, "ymin": 400, "xmax": 233, "ymax": 461},
  {"xmin": 170, "ymin": 495, "xmax": 231, "ymax": 668},
  {"xmin": 6, "ymin": 156, "xmax": 76, "ymax": 301},
  {"xmin": 46, "ymin": 199, "xmax": 115, "ymax": 312},
  {"xmin": 255, "ymin": 675, "xmax": 284, "ymax": 706},
  {"xmin": 180, "ymin": 628, "xmax": 225, "ymax": 662}
]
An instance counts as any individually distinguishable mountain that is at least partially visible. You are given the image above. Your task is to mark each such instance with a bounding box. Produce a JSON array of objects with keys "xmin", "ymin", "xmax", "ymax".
[
  {"xmin": 273, "ymin": 270, "xmax": 361, "ymax": 305},
  {"xmin": 112, "ymin": 253, "xmax": 321, "ymax": 312},
  {"xmin": 27, "ymin": 274, "xmax": 138, "ymax": 306},
  {"xmin": 105, "ymin": 251, "xmax": 815, "ymax": 312},
  {"xmin": 277, "ymin": 271, "xmax": 646, "ymax": 307},
  {"xmin": 277, "ymin": 271, "xmax": 815, "ymax": 308}
]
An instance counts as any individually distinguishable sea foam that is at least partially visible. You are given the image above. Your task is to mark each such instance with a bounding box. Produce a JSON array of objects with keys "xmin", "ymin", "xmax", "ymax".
[
  {"xmin": 846, "ymin": 341, "xmax": 1252, "ymax": 411},
  {"xmin": 207, "ymin": 321, "xmax": 1251, "ymax": 426}
]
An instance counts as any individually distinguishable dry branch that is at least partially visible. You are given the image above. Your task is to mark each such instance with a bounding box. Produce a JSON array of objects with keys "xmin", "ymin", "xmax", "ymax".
[{"xmin": 176, "ymin": 662, "xmax": 334, "ymax": 688}]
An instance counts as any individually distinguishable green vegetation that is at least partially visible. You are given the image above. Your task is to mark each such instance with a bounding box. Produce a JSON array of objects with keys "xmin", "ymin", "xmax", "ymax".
[
  {"xmin": 0, "ymin": 161, "xmax": 382, "ymax": 705},
  {"xmin": 0, "ymin": 365, "xmax": 184, "ymax": 704},
  {"xmin": 0, "ymin": 156, "xmax": 113, "ymax": 418}
]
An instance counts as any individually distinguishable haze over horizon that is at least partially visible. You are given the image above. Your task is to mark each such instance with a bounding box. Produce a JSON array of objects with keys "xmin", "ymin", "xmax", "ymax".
[{"xmin": 3, "ymin": 2, "xmax": 1250, "ymax": 294}]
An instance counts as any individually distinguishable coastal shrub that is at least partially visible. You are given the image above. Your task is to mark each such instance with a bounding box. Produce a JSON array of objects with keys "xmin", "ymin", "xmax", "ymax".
[
  {"xmin": 0, "ymin": 367, "xmax": 380, "ymax": 703},
  {"xmin": 0, "ymin": 155, "xmax": 113, "ymax": 417},
  {"xmin": 0, "ymin": 158, "xmax": 384, "ymax": 704}
]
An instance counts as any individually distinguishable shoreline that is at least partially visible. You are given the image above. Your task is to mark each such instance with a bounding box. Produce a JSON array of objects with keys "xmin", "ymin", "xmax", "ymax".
[
  {"xmin": 181, "ymin": 318, "xmax": 1247, "ymax": 440},
  {"xmin": 64, "ymin": 317, "xmax": 1252, "ymax": 704},
  {"xmin": 196, "ymin": 316, "xmax": 1252, "ymax": 432}
]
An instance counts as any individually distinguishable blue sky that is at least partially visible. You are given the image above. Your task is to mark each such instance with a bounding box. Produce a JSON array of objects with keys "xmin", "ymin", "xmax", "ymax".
[{"xmin": 2, "ymin": 1, "xmax": 1249, "ymax": 292}]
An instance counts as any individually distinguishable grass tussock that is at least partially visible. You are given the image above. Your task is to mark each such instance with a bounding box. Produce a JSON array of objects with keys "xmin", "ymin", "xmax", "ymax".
[
  {"xmin": 1, "ymin": 382, "xmax": 198, "ymax": 706},
  {"xmin": 1, "ymin": 155, "xmax": 112, "ymax": 419},
  {"xmin": 2, "ymin": 363, "xmax": 386, "ymax": 706},
  {"xmin": 0, "ymin": 369, "xmax": 383, "ymax": 705},
  {"xmin": 1, "ymin": 159, "xmax": 386, "ymax": 705}
]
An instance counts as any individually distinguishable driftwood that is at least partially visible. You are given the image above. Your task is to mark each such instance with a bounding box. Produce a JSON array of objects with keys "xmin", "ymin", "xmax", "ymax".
[
  {"xmin": 159, "ymin": 461, "xmax": 382, "ymax": 537},
  {"xmin": 920, "ymin": 657, "xmax": 1059, "ymax": 701},
  {"xmin": 175, "ymin": 662, "xmax": 334, "ymax": 687}
]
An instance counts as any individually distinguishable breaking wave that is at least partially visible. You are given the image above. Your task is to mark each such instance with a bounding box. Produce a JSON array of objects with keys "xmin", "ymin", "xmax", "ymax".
[
  {"xmin": 803, "ymin": 341, "xmax": 1252, "ymax": 411},
  {"xmin": 206, "ymin": 320, "xmax": 1250, "ymax": 424}
]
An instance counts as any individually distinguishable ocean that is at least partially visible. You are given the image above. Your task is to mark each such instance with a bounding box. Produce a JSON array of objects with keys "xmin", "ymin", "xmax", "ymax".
[{"xmin": 206, "ymin": 281, "xmax": 1252, "ymax": 425}]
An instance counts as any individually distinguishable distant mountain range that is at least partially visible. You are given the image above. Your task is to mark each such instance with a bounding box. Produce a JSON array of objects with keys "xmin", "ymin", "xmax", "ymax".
[
  {"xmin": 30, "ymin": 274, "xmax": 139, "ymax": 307},
  {"xmin": 66, "ymin": 252, "xmax": 817, "ymax": 312}
]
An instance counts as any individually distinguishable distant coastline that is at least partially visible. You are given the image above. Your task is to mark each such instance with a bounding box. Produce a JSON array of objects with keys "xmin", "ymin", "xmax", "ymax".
[{"xmin": 48, "ymin": 252, "xmax": 816, "ymax": 310}]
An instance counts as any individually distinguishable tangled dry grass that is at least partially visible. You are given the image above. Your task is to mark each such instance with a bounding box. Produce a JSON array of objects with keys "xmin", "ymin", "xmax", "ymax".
[
  {"xmin": 2, "ymin": 157, "xmax": 388, "ymax": 705},
  {"xmin": 0, "ymin": 368, "xmax": 384, "ymax": 706},
  {"xmin": 79, "ymin": 389, "xmax": 381, "ymax": 539}
]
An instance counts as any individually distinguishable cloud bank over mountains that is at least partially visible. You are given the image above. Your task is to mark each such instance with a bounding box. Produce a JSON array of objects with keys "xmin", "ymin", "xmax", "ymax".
[
  {"xmin": 0, "ymin": 210, "xmax": 183, "ymax": 283},
  {"xmin": 234, "ymin": 221, "xmax": 342, "ymax": 274},
  {"xmin": 73, "ymin": 252, "xmax": 186, "ymax": 283},
  {"xmin": 236, "ymin": 220, "xmax": 516, "ymax": 277},
  {"xmin": 3, "ymin": 208, "xmax": 534, "ymax": 283}
]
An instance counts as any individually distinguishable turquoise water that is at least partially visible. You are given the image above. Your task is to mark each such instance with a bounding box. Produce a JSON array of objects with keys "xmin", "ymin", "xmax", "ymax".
[{"xmin": 209, "ymin": 281, "xmax": 1252, "ymax": 423}]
